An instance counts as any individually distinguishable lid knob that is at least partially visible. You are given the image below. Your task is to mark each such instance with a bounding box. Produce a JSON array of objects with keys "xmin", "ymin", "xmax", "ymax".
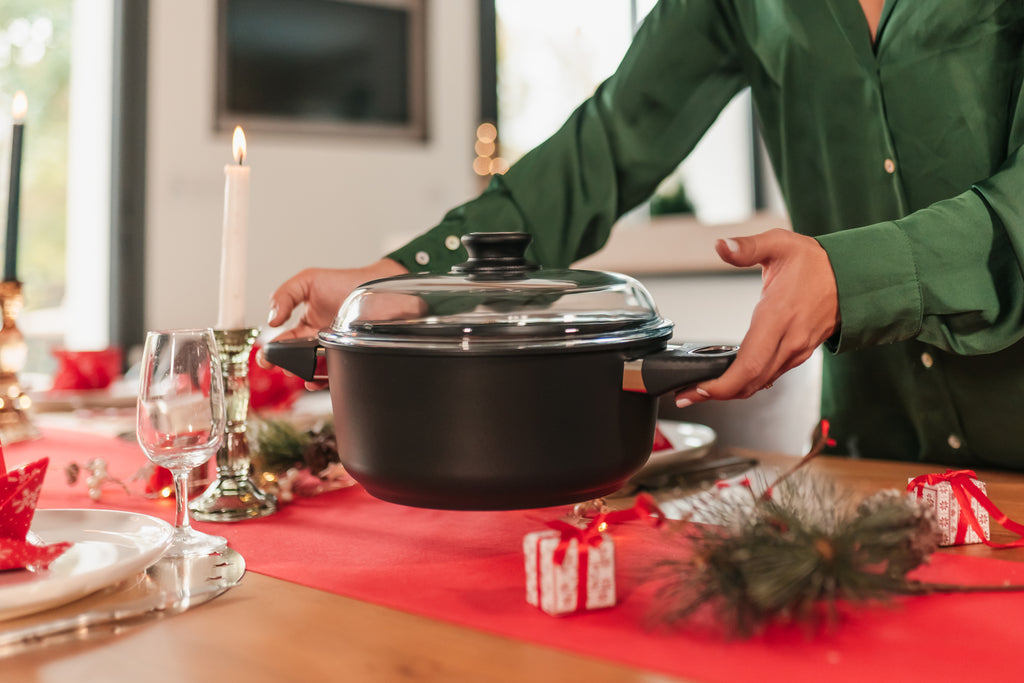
[{"xmin": 451, "ymin": 232, "xmax": 541, "ymax": 278}]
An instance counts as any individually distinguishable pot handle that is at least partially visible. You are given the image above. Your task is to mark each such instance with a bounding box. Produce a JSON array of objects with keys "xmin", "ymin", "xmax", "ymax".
[
  {"xmin": 622, "ymin": 343, "xmax": 738, "ymax": 395},
  {"xmin": 262, "ymin": 338, "xmax": 327, "ymax": 382}
]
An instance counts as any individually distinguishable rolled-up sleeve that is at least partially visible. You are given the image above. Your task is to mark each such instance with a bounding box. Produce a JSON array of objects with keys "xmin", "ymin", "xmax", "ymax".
[{"xmin": 821, "ymin": 137, "xmax": 1024, "ymax": 356}]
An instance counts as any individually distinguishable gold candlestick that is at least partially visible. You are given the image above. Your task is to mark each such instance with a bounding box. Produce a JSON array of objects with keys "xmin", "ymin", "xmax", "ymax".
[
  {"xmin": 0, "ymin": 280, "xmax": 38, "ymax": 443},
  {"xmin": 190, "ymin": 327, "xmax": 276, "ymax": 521}
]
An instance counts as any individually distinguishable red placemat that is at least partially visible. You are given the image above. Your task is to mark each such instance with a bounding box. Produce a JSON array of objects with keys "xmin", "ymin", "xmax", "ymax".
[{"xmin": 12, "ymin": 428, "xmax": 1024, "ymax": 683}]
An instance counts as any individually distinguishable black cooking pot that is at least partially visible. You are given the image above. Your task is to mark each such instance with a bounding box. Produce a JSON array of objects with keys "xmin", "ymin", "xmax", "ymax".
[{"xmin": 264, "ymin": 232, "xmax": 737, "ymax": 510}]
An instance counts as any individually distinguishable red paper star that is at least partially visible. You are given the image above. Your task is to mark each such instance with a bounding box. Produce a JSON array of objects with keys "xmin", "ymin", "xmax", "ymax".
[{"xmin": 0, "ymin": 453, "xmax": 73, "ymax": 571}]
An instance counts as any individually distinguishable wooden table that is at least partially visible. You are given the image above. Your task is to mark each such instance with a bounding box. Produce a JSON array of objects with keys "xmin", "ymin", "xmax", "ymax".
[{"xmin": 5, "ymin": 450, "xmax": 1024, "ymax": 682}]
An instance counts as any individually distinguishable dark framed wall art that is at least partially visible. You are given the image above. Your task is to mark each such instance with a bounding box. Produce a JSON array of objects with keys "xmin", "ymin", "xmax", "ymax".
[{"xmin": 216, "ymin": 0, "xmax": 427, "ymax": 140}]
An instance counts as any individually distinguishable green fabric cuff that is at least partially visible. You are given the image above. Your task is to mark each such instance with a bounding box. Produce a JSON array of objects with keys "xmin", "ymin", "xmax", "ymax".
[
  {"xmin": 386, "ymin": 220, "xmax": 469, "ymax": 275},
  {"xmin": 817, "ymin": 221, "xmax": 922, "ymax": 353},
  {"xmin": 386, "ymin": 179, "xmax": 532, "ymax": 274}
]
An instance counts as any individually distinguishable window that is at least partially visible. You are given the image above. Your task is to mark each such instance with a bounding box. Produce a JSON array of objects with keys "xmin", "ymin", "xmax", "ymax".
[
  {"xmin": 1, "ymin": 0, "xmax": 130, "ymax": 386},
  {"xmin": 487, "ymin": 0, "xmax": 758, "ymax": 225},
  {"xmin": 1, "ymin": 1, "xmax": 73, "ymax": 378}
]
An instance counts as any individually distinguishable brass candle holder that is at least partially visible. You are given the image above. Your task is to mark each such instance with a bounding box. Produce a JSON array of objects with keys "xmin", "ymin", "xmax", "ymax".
[
  {"xmin": 0, "ymin": 280, "xmax": 38, "ymax": 443},
  {"xmin": 190, "ymin": 327, "xmax": 276, "ymax": 521}
]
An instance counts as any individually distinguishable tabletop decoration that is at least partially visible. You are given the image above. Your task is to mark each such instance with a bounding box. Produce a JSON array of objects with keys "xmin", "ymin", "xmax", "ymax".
[
  {"xmin": 252, "ymin": 419, "xmax": 354, "ymax": 502},
  {"xmin": 0, "ymin": 279, "xmax": 37, "ymax": 444},
  {"xmin": 524, "ymin": 522, "xmax": 616, "ymax": 616},
  {"xmin": 0, "ymin": 453, "xmax": 72, "ymax": 570},
  {"xmin": 647, "ymin": 420, "xmax": 1024, "ymax": 638},
  {"xmin": 61, "ymin": 418, "xmax": 345, "ymax": 506},
  {"xmin": 63, "ymin": 458, "xmax": 130, "ymax": 502},
  {"xmin": 907, "ymin": 470, "xmax": 1024, "ymax": 548},
  {"xmin": 63, "ymin": 458, "xmax": 210, "ymax": 503},
  {"xmin": 524, "ymin": 493, "xmax": 664, "ymax": 616},
  {"xmin": 142, "ymin": 460, "xmax": 211, "ymax": 499},
  {"xmin": 0, "ymin": 92, "xmax": 35, "ymax": 445},
  {"xmin": 187, "ymin": 127, "xmax": 276, "ymax": 521}
]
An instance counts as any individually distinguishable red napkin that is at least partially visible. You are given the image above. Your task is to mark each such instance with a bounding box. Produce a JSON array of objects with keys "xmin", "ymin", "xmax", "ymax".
[
  {"xmin": 0, "ymin": 451, "xmax": 72, "ymax": 571},
  {"xmin": 50, "ymin": 347, "xmax": 123, "ymax": 390},
  {"xmin": 248, "ymin": 343, "xmax": 306, "ymax": 412},
  {"xmin": 651, "ymin": 425, "xmax": 673, "ymax": 452}
]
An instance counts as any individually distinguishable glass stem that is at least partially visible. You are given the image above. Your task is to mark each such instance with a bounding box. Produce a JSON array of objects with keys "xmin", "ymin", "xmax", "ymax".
[{"xmin": 172, "ymin": 468, "xmax": 192, "ymax": 531}]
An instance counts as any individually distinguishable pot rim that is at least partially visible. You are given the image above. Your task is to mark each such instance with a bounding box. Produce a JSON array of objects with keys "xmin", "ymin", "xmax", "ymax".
[{"xmin": 318, "ymin": 318, "xmax": 675, "ymax": 354}]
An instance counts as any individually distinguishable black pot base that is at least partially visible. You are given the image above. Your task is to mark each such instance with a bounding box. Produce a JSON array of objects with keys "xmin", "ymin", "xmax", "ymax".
[{"xmin": 330, "ymin": 346, "xmax": 660, "ymax": 511}]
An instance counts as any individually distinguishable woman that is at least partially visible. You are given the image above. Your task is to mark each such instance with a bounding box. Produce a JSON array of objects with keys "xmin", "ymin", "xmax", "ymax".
[{"xmin": 266, "ymin": 1, "xmax": 1024, "ymax": 469}]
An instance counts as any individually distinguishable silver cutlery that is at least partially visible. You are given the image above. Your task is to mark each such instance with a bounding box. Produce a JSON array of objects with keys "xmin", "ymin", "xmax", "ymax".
[{"xmin": 0, "ymin": 546, "xmax": 245, "ymax": 655}]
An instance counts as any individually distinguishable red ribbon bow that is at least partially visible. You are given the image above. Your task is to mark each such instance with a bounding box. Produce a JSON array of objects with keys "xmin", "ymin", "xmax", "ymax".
[
  {"xmin": 545, "ymin": 492, "xmax": 665, "ymax": 563},
  {"xmin": 907, "ymin": 469, "xmax": 1024, "ymax": 548}
]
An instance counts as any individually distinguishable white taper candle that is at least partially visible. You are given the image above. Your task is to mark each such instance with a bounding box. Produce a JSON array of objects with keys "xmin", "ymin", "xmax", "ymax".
[{"xmin": 217, "ymin": 126, "xmax": 249, "ymax": 329}]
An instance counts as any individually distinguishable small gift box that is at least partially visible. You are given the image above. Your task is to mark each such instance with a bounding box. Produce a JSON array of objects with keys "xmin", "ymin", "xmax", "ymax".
[
  {"xmin": 907, "ymin": 470, "xmax": 991, "ymax": 546},
  {"xmin": 523, "ymin": 527, "xmax": 615, "ymax": 616},
  {"xmin": 522, "ymin": 493, "xmax": 664, "ymax": 616},
  {"xmin": 1, "ymin": 452, "xmax": 73, "ymax": 570}
]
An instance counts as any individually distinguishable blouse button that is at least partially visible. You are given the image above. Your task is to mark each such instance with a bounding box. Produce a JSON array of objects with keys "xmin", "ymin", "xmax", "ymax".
[
  {"xmin": 884, "ymin": 158, "xmax": 896, "ymax": 174},
  {"xmin": 920, "ymin": 352, "xmax": 934, "ymax": 368},
  {"xmin": 947, "ymin": 434, "xmax": 963, "ymax": 450},
  {"xmin": 415, "ymin": 251, "xmax": 430, "ymax": 266},
  {"xmin": 445, "ymin": 235, "xmax": 461, "ymax": 251}
]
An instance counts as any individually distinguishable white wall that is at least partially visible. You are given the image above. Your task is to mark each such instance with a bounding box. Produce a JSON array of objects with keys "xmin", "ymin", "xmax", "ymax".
[{"xmin": 145, "ymin": 0, "xmax": 481, "ymax": 331}]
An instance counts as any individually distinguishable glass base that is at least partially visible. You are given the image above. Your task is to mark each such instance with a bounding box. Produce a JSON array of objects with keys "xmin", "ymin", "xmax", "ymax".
[
  {"xmin": 165, "ymin": 526, "xmax": 228, "ymax": 558},
  {"xmin": 189, "ymin": 474, "xmax": 277, "ymax": 522}
]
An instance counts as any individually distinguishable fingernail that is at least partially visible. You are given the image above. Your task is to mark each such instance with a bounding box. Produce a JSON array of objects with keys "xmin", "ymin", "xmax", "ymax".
[
  {"xmin": 675, "ymin": 397, "xmax": 692, "ymax": 408},
  {"xmin": 267, "ymin": 305, "xmax": 278, "ymax": 324},
  {"xmin": 695, "ymin": 387, "xmax": 711, "ymax": 398},
  {"xmin": 722, "ymin": 238, "xmax": 740, "ymax": 254}
]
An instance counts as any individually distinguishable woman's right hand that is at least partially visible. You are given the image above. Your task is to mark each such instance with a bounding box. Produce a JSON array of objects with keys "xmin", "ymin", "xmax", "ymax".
[{"xmin": 259, "ymin": 258, "xmax": 409, "ymax": 382}]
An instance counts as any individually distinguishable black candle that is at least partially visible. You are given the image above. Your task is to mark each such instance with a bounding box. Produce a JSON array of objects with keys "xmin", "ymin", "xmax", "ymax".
[{"xmin": 4, "ymin": 91, "xmax": 26, "ymax": 283}]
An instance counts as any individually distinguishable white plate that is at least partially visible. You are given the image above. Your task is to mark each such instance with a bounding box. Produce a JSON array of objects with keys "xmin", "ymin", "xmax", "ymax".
[
  {"xmin": 0, "ymin": 509, "xmax": 173, "ymax": 622},
  {"xmin": 629, "ymin": 421, "xmax": 718, "ymax": 485},
  {"xmin": 655, "ymin": 421, "xmax": 717, "ymax": 455}
]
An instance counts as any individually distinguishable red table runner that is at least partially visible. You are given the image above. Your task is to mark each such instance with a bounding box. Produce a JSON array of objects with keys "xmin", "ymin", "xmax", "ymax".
[{"xmin": 11, "ymin": 428, "xmax": 1024, "ymax": 683}]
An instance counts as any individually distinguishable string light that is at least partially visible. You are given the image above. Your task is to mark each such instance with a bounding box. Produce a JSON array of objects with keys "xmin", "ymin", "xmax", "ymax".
[
  {"xmin": 472, "ymin": 156, "xmax": 492, "ymax": 176},
  {"xmin": 474, "ymin": 139, "xmax": 495, "ymax": 157},
  {"xmin": 489, "ymin": 157, "xmax": 509, "ymax": 175},
  {"xmin": 476, "ymin": 122, "xmax": 497, "ymax": 142},
  {"xmin": 473, "ymin": 121, "xmax": 507, "ymax": 177}
]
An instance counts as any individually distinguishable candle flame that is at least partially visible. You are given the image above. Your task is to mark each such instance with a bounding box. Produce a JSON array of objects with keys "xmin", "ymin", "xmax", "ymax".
[
  {"xmin": 232, "ymin": 126, "xmax": 246, "ymax": 164},
  {"xmin": 11, "ymin": 91, "xmax": 27, "ymax": 123}
]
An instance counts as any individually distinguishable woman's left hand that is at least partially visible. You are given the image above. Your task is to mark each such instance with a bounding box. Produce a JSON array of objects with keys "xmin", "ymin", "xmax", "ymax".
[{"xmin": 674, "ymin": 228, "xmax": 840, "ymax": 406}]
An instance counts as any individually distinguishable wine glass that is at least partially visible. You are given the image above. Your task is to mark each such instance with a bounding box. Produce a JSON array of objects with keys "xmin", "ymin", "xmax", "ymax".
[{"xmin": 137, "ymin": 329, "xmax": 228, "ymax": 557}]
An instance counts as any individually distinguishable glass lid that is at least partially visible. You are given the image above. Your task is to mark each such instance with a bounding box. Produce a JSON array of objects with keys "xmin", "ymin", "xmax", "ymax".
[{"xmin": 320, "ymin": 232, "xmax": 673, "ymax": 353}]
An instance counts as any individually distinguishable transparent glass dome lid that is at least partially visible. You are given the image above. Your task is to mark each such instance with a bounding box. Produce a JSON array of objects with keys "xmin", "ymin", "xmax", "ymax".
[{"xmin": 321, "ymin": 233, "xmax": 673, "ymax": 352}]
